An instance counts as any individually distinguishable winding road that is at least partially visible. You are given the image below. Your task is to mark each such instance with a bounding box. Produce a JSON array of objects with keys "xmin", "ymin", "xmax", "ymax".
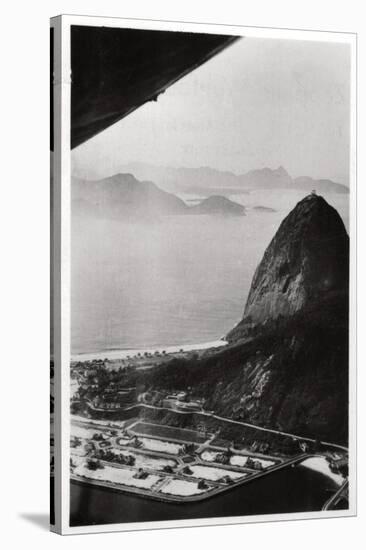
[{"xmin": 123, "ymin": 402, "xmax": 348, "ymax": 452}]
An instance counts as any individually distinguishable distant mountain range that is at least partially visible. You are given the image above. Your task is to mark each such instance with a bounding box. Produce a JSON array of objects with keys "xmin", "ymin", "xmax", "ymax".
[
  {"xmin": 114, "ymin": 163, "xmax": 349, "ymax": 195},
  {"xmin": 72, "ymin": 173, "xmax": 245, "ymax": 220}
]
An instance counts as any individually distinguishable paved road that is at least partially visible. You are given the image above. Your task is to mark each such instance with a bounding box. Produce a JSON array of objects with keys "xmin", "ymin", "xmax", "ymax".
[
  {"xmin": 72, "ymin": 415, "xmax": 347, "ymax": 507},
  {"xmin": 71, "ymin": 447, "xmax": 313, "ymax": 504},
  {"xmin": 322, "ymin": 480, "xmax": 349, "ymax": 511},
  {"xmin": 126, "ymin": 403, "xmax": 348, "ymax": 452}
]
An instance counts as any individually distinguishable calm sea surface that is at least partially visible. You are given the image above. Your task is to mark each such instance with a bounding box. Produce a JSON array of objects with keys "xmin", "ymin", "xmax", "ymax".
[
  {"xmin": 70, "ymin": 462, "xmax": 345, "ymax": 527},
  {"xmin": 71, "ymin": 190, "xmax": 349, "ymax": 354}
]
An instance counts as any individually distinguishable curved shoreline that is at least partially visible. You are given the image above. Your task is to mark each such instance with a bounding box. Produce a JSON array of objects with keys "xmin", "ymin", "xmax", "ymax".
[
  {"xmin": 70, "ymin": 453, "xmax": 311, "ymax": 504},
  {"xmin": 71, "ymin": 339, "xmax": 228, "ymax": 362}
]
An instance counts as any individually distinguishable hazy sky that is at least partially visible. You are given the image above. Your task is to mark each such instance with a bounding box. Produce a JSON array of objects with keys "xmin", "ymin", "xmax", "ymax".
[{"xmin": 72, "ymin": 36, "xmax": 350, "ymax": 183}]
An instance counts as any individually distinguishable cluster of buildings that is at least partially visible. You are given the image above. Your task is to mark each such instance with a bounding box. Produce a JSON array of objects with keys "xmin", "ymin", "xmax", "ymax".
[
  {"xmin": 245, "ymin": 457, "xmax": 265, "ymax": 471},
  {"xmin": 70, "ymin": 361, "xmax": 138, "ymax": 413}
]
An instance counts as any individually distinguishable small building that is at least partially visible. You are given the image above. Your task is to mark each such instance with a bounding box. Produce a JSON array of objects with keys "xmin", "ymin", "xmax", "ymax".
[
  {"xmin": 70, "ymin": 437, "xmax": 82, "ymax": 448},
  {"xmin": 219, "ymin": 475, "xmax": 233, "ymax": 484},
  {"xmin": 253, "ymin": 460, "xmax": 263, "ymax": 471},
  {"xmin": 175, "ymin": 401, "xmax": 201, "ymax": 412},
  {"xmin": 198, "ymin": 479, "xmax": 209, "ymax": 490},
  {"xmin": 162, "ymin": 397, "xmax": 178, "ymax": 409},
  {"xmin": 134, "ymin": 468, "xmax": 148, "ymax": 480}
]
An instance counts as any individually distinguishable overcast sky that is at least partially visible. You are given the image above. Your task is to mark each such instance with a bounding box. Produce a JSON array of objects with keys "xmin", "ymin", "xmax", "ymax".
[{"xmin": 72, "ymin": 36, "xmax": 351, "ymax": 183}]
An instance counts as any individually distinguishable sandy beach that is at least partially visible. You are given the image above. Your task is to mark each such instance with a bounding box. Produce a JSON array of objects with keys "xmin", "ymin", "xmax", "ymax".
[
  {"xmin": 71, "ymin": 339, "xmax": 227, "ymax": 362},
  {"xmin": 301, "ymin": 457, "xmax": 345, "ymax": 487}
]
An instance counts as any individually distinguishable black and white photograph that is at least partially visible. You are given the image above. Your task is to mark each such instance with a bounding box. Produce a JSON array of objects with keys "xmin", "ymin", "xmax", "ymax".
[{"xmin": 50, "ymin": 15, "xmax": 356, "ymax": 535}]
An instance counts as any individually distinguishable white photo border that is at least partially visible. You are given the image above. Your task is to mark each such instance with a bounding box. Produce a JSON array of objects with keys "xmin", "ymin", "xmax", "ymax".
[{"xmin": 50, "ymin": 14, "xmax": 357, "ymax": 535}]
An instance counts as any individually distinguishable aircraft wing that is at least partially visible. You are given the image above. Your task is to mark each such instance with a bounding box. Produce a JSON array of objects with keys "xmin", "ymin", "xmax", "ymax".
[{"xmin": 69, "ymin": 25, "xmax": 240, "ymax": 149}]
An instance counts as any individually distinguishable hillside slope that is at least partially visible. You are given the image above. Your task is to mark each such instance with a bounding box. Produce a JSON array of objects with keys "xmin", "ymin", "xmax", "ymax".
[
  {"xmin": 140, "ymin": 194, "xmax": 349, "ymax": 444},
  {"xmin": 72, "ymin": 173, "xmax": 188, "ymax": 219},
  {"xmin": 191, "ymin": 195, "xmax": 245, "ymax": 216}
]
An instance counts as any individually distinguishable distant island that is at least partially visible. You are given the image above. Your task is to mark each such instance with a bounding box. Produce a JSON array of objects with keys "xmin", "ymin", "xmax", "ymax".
[
  {"xmin": 191, "ymin": 195, "xmax": 245, "ymax": 216},
  {"xmin": 72, "ymin": 165, "xmax": 348, "ymax": 222},
  {"xmin": 72, "ymin": 173, "xmax": 246, "ymax": 220},
  {"xmin": 252, "ymin": 206, "xmax": 277, "ymax": 213}
]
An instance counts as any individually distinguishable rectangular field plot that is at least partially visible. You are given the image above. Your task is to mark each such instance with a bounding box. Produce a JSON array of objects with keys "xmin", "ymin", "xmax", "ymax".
[
  {"xmin": 229, "ymin": 455, "xmax": 275, "ymax": 469},
  {"xmin": 114, "ymin": 449, "xmax": 178, "ymax": 471},
  {"xmin": 159, "ymin": 478, "xmax": 209, "ymax": 497},
  {"xmin": 200, "ymin": 450, "xmax": 276, "ymax": 470},
  {"xmin": 189, "ymin": 465, "xmax": 245, "ymax": 482},
  {"xmin": 139, "ymin": 437, "xmax": 184, "ymax": 455},
  {"xmin": 130, "ymin": 422, "xmax": 210, "ymax": 444},
  {"xmin": 71, "ymin": 424, "xmax": 107, "ymax": 440},
  {"xmin": 73, "ymin": 462, "xmax": 162, "ymax": 490}
]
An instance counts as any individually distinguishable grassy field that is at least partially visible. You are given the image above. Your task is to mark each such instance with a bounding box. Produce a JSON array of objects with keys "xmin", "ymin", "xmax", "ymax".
[
  {"xmin": 137, "ymin": 408, "xmax": 300, "ymax": 456},
  {"xmin": 130, "ymin": 421, "xmax": 210, "ymax": 444}
]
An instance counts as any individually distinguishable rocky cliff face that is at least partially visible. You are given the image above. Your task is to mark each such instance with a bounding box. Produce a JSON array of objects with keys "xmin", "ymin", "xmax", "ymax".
[
  {"xmin": 141, "ymin": 194, "xmax": 349, "ymax": 444},
  {"xmin": 227, "ymin": 194, "xmax": 349, "ymax": 341}
]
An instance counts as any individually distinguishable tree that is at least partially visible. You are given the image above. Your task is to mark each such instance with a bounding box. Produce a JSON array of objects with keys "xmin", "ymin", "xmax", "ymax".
[{"xmin": 86, "ymin": 459, "xmax": 103, "ymax": 471}]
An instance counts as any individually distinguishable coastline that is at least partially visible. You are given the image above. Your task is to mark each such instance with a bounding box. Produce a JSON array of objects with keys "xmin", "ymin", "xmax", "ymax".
[
  {"xmin": 300, "ymin": 456, "xmax": 345, "ymax": 487},
  {"xmin": 71, "ymin": 339, "xmax": 228, "ymax": 362}
]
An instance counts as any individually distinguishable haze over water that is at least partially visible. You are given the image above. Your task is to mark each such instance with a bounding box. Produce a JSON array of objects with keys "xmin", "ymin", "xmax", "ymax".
[{"xmin": 71, "ymin": 188, "xmax": 348, "ymax": 355}]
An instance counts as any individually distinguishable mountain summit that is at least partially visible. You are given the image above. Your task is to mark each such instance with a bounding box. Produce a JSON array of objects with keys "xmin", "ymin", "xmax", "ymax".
[
  {"xmin": 141, "ymin": 194, "xmax": 349, "ymax": 444},
  {"xmin": 240, "ymin": 165, "xmax": 292, "ymax": 189},
  {"xmin": 227, "ymin": 193, "xmax": 349, "ymax": 341}
]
